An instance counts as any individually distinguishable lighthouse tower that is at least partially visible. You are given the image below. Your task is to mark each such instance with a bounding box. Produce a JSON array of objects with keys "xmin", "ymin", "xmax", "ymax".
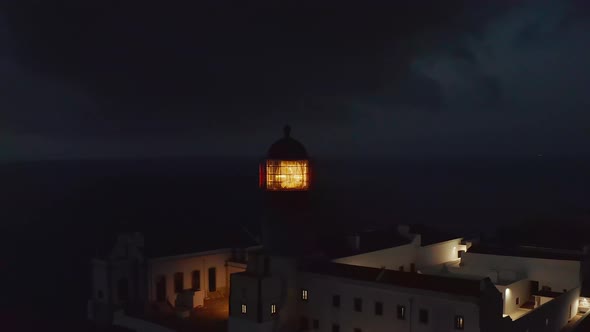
[
  {"xmin": 258, "ymin": 125, "xmax": 314, "ymax": 256},
  {"xmin": 228, "ymin": 126, "xmax": 314, "ymax": 332}
]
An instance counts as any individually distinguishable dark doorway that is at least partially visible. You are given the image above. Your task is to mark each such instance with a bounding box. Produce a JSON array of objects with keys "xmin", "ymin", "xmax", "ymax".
[
  {"xmin": 208, "ymin": 267, "xmax": 216, "ymax": 292},
  {"xmin": 156, "ymin": 276, "xmax": 166, "ymax": 302},
  {"xmin": 117, "ymin": 278, "xmax": 129, "ymax": 303}
]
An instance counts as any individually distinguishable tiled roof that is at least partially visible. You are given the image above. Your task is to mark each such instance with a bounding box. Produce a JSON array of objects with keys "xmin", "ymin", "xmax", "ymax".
[{"xmin": 303, "ymin": 262, "xmax": 488, "ymax": 297}]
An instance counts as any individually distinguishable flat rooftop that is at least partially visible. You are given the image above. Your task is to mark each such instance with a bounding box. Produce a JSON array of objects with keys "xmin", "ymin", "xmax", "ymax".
[
  {"xmin": 467, "ymin": 244, "xmax": 584, "ymax": 261},
  {"xmin": 303, "ymin": 262, "xmax": 490, "ymax": 298}
]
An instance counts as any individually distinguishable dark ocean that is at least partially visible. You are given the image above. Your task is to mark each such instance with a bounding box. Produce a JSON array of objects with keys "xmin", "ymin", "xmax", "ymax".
[{"xmin": 1, "ymin": 157, "xmax": 589, "ymax": 330}]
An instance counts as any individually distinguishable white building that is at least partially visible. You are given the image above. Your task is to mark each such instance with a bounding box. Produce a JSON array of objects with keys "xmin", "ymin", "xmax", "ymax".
[
  {"xmin": 228, "ymin": 225, "xmax": 589, "ymax": 332},
  {"xmin": 87, "ymin": 230, "xmax": 260, "ymax": 327},
  {"xmin": 87, "ymin": 128, "xmax": 590, "ymax": 331}
]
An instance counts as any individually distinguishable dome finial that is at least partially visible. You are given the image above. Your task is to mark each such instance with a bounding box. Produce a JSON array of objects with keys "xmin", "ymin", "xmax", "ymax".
[{"xmin": 283, "ymin": 125, "xmax": 291, "ymax": 138}]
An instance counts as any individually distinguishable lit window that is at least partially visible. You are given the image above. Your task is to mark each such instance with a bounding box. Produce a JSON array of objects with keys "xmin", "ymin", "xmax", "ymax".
[
  {"xmin": 241, "ymin": 304, "xmax": 247, "ymax": 314},
  {"xmin": 302, "ymin": 289, "xmax": 308, "ymax": 301},
  {"xmin": 397, "ymin": 305, "xmax": 406, "ymax": 320},
  {"xmin": 455, "ymin": 315, "xmax": 464, "ymax": 330},
  {"xmin": 271, "ymin": 303, "xmax": 277, "ymax": 315},
  {"xmin": 545, "ymin": 318, "xmax": 549, "ymax": 326}
]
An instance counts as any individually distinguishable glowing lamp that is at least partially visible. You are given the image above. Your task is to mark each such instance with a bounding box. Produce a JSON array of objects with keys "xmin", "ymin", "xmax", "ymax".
[{"xmin": 260, "ymin": 126, "xmax": 311, "ymax": 191}]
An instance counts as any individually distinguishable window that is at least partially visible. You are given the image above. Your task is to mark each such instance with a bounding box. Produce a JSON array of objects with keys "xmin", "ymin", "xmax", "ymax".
[
  {"xmin": 192, "ymin": 270, "xmax": 201, "ymax": 291},
  {"xmin": 455, "ymin": 315, "xmax": 464, "ymax": 330},
  {"xmin": 375, "ymin": 301, "xmax": 383, "ymax": 316},
  {"xmin": 312, "ymin": 319, "xmax": 319, "ymax": 329},
  {"xmin": 354, "ymin": 298, "xmax": 362, "ymax": 312},
  {"xmin": 545, "ymin": 318, "xmax": 549, "ymax": 326},
  {"xmin": 419, "ymin": 309, "xmax": 429, "ymax": 324},
  {"xmin": 516, "ymin": 297, "xmax": 520, "ymax": 305},
  {"xmin": 302, "ymin": 289, "xmax": 308, "ymax": 301},
  {"xmin": 208, "ymin": 267, "xmax": 216, "ymax": 292},
  {"xmin": 354, "ymin": 328, "xmax": 362, "ymax": 332},
  {"xmin": 271, "ymin": 303, "xmax": 277, "ymax": 315},
  {"xmin": 332, "ymin": 324, "xmax": 340, "ymax": 332},
  {"xmin": 332, "ymin": 294, "xmax": 340, "ymax": 307},
  {"xmin": 174, "ymin": 272, "xmax": 184, "ymax": 293},
  {"xmin": 241, "ymin": 304, "xmax": 247, "ymax": 314},
  {"xmin": 97, "ymin": 290, "xmax": 103, "ymax": 299},
  {"xmin": 397, "ymin": 305, "xmax": 406, "ymax": 320}
]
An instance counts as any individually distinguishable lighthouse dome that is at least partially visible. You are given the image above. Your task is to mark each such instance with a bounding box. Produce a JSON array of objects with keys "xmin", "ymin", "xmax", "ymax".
[{"xmin": 267, "ymin": 125, "xmax": 308, "ymax": 160}]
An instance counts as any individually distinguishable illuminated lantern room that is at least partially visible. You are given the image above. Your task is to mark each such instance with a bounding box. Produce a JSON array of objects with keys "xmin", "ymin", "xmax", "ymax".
[{"xmin": 260, "ymin": 125, "xmax": 310, "ymax": 191}]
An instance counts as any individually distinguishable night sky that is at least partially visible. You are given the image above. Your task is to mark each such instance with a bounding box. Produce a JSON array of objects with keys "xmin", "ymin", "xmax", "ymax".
[{"xmin": 2, "ymin": 0, "xmax": 589, "ymax": 160}]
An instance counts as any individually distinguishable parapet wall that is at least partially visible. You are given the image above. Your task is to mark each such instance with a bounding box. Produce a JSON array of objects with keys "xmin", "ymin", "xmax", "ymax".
[{"xmin": 508, "ymin": 287, "xmax": 580, "ymax": 332}]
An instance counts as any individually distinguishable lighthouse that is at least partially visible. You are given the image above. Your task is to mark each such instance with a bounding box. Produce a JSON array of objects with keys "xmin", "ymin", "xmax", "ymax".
[{"xmin": 259, "ymin": 125, "xmax": 315, "ymax": 256}]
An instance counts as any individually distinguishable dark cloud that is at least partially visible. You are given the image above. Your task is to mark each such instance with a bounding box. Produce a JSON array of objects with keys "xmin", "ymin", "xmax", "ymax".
[{"xmin": 1, "ymin": 0, "xmax": 589, "ymax": 159}]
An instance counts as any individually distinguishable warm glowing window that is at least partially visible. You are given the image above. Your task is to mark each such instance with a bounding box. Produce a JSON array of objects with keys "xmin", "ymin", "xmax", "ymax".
[
  {"xmin": 455, "ymin": 315, "xmax": 464, "ymax": 330},
  {"xmin": 271, "ymin": 303, "xmax": 277, "ymax": 314},
  {"xmin": 302, "ymin": 289, "xmax": 308, "ymax": 301},
  {"xmin": 241, "ymin": 304, "xmax": 247, "ymax": 314},
  {"xmin": 266, "ymin": 160, "xmax": 309, "ymax": 190}
]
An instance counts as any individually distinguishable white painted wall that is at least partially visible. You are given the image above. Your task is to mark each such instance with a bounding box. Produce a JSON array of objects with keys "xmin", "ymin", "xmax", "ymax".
[
  {"xmin": 148, "ymin": 249, "xmax": 246, "ymax": 306},
  {"xmin": 331, "ymin": 237, "xmax": 466, "ymax": 273},
  {"xmin": 332, "ymin": 243, "xmax": 417, "ymax": 272},
  {"xmin": 495, "ymin": 279, "xmax": 531, "ymax": 316},
  {"xmin": 508, "ymin": 287, "xmax": 580, "ymax": 332},
  {"xmin": 417, "ymin": 239, "xmax": 465, "ymax": 268},
  {"xmin": 229, "ymin": 255, "xmax": 300, "ymax": 332},
  {"xmin": 460, "ymin": 252, "xmax": 581, "ymax": 291},
  {"xmin": 298, "ymin": 273, "xmax": 483, "ymax": 332}
]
